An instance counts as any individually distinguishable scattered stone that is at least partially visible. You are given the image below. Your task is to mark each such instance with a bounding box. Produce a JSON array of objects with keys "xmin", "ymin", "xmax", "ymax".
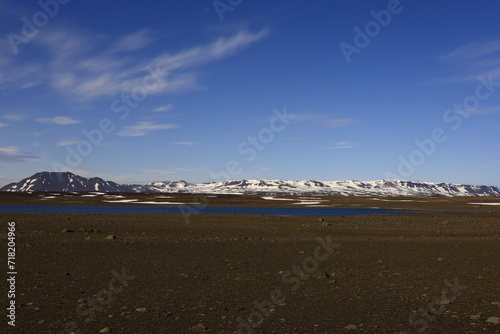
[
  {"xmin": 191, "ymin": 323, "xmax": 209, "ymax": 332},
  {"xmin": 470, "ymin": 314, "xmax": 481, "ymax": 320},
  {"xmin": 135, "ymin": 307, "xmax": 147, "ymax": 312},
  {"xmin": 486, "ymin": 316, "xmax": 499, "ymax": 324},
  {"xmin": 440, "ymin": 298, "xmax": 451, "ymax": 305},
  {"xmin": 344, "ymin": 324, "xmax": 357, "ymax": 330},
  {"xmin": 106, "ymin": 235, "xmax": 116, "ymax": 240},
  {"xmin": 61, "ymin": 228, "xmax": 74, "ymax": 233},
  {"xmin": 99, "ymin": 328, "xmax": 110, "ymax": 333}
]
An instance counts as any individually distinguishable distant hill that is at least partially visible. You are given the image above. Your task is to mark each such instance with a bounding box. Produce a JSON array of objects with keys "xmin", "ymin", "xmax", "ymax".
[{"xmin": 2, "ymin": 171, "xmax": 500, "ymax": 197}]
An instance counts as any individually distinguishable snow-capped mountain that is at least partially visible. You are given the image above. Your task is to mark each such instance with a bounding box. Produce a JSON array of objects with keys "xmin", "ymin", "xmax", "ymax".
[
  {"xmin": 0, "ymin": 171, "xmax": 139, "ymax": 193},
  {"xmin": 1, "ymin": 172, "xmax": 500, "ymax": 197},
  {"xmin": 142, "ymin": 179, "xmax": 500, "ymax": 197}
]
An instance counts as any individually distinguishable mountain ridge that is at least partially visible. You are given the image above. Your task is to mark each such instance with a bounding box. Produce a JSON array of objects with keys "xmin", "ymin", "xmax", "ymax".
[{"xmin": 1, "ymin": 171, "xmax": 500, "ymax": 197}]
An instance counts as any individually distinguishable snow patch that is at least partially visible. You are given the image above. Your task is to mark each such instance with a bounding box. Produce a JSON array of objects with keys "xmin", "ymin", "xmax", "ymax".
[
  {"xmin": 467, "ymin": 202, "xmax": 500, "ymax": 206},
  {"xmin": 261, "ymin": 196, "xmax": 296, "ymax": 201}
]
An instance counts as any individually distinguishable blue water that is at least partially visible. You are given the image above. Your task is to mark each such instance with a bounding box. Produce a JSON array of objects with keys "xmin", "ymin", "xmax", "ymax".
[{"xmin": 0, "ymin": 205, "xmax": 414, "ymax": 216}]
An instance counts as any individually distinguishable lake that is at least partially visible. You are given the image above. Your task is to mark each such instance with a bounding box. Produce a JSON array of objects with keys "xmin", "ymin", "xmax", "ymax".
[{"xmin": 0, "ymin": 205, "xmax": 414, "ymax": 216}]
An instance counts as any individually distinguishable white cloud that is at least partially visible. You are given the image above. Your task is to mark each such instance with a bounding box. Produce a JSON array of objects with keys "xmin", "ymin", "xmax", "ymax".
[
  {"xmin": 441, "ymin": 39, "xmax": 500, "ymax": 62},
  {"xmin": 176, "ymin": 167, "xmax": 198, "ymax": 171},
  {"xmin": 0, "ymin": 146, "xmax": 40, "ymax": 162},
  {"xmin": 0, "ymin": 123, "xmax": 7, "ymax": 127},
  {"xmin": 285, "ymin": 136, "xmax": 318, "ymax": 141},
  {"xmin": 173, "ymin": 141, "xmax": 195, "ymax": 145},
  {"xmin": 2, "ymin": 114, "xmax": 27, "ymax": 121},
  {"xmin": 322, "ymin": 118, "xmax": 359, "ymax": 128},
  {"xmin": 36, "ymin": 116, "xmax": 82, "ymax": 125},
  {"xmin": 258, "ymin": 167, "xmax": 272, "ymax": 171},
  {"xmin": 143, "ymin": 169, "xmax": 176, "ymax": 174},
  {"xmin": 111, "ymin": 29, "xmax": 154, "ymax": 53},
  {"xmin": 4, "ymin": 27, "xmax": 268, "ymax": 100},
  {"xmin": 116, "ymin": 121, "xmax": 179, "ymax": 137},
  {"xmin": 430, "ymin": 39, "xmax": 500, "ymax": 84},
  {"xmin": 0, "ymin": 146, "xmax": 18, "ymax": 154},
  {"xmin": 154, "ymin": 104, "xmax": 174, "ymax": 112},
  {"xmin": 57, "ymin": 139, "xmax": 78, "ymax": 147},
  {"xmin": 327, "ymin": 142, "xmax": 357, "ymax": 149},
  {"xmin": 457, "ymin": 107, "xmax": 500, "ymax": 116}
]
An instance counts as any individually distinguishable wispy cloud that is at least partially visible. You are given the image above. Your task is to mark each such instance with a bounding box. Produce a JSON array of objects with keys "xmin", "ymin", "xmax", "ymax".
[
  {"xmin": 258, "ymin": 167, "xmax": 272, "ymax": 171},
  {"xmin": 0, "ymin": 146, "xmax": 40, "ymax": 163},
  {"xmin": 478, "ymin": 164, "xmax": 495, "ymax": 168},
  {"xmin": 110, "ymin": 29, "xmax": 154, "ymax": 53},
  {"xmin": 116, "ymin": 121, "xmax": 179, "ymax": 137},
  {"xmin": 154, "ymin": 104, "xmax": 174, "ymax": 112},
  {"xmin": 0, "ymin": 147, "xmax": 18, "ymax": 154},
  {"xmin": 2, "ymin": 114, "xmax": 27, "ymax": 121},
  {"xmin": 429, "ymin": 39, "xmax": 500, "ymax": 84},
  {"xmin": 457, "ymin": 107, "xmax": 500, "ymax": 116},
  {"xmin": 143, "ymin": 169, "xmax": 176, "ymax": 174},
  {"xmin": 173, "ymin": 141, "xmax": 195, "ymax": 145},
  {"xmin": 0, "ymin": 123, "xmax": 7, "ymax": 127},
  {"xmin": 176, "ymin": 167, "xmax": 198, "ymax": 171},
  {"xmin": 441, "ymin": 39, "xmax": 500, "ymax": 62},
  {"xmin": 321, "ymin": 118, "xmax": 359, "ymax": 128},
  {"xmin": 326, "ymin": 142, "xmax": 357, "ymax": 149},
  {"xmin": 36, "ymin": 116, "xmax": 81, "ymax": 125},
  {"xmin": 57, "ymin": 139, "xmax": 78, "ymax": 147},
  {"xmin": 285, "ymin": 136, "xmax": 318, "ymax": 141},
  {"xmin": 3, "ymin": 27, "xmax": 268, "ymax": 101}
]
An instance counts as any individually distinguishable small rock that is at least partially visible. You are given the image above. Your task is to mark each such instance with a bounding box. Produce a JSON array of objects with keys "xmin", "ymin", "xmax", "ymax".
[
  {"xmin": 470, "ymin": 314, "xmax": 481, "ymax": 320},
  {"xmin": 61, "ymin": 228, "xmax": 74, "ymax": 233},
  {"xmin": 486, "ymin": 316, "xmax": 499, "ymax": 324},
  {"xmin": 191, "ymin": 323, "xmax": 208, "ymax": 332},
  {"xmin": 345, "ymin": 324, "xmax": 357, "ymax": 330},
  {"xmin": 135, "ymin": 307, "xmax": 147, "ymax": 312},
  {"xmin": 440, "ymin": 298, "xmax": 451, "ymax": 305},
  {"xmin": 106, "ymin": 235, "xmax": 116, "ymax": 240},
  {"xmin": 99, "ymin": 328, "xmax": 110, "ymax": 333}
]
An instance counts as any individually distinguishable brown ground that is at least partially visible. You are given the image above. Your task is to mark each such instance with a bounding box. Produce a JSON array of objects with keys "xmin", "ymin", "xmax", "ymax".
[{"xmin": 1, "ymin": 194, "xmax": 499, "ymax": 333}]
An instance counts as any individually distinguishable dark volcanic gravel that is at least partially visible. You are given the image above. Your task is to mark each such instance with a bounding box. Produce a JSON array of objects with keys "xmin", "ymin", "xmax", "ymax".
[{"xmin": 1, "ymin": 194, "xmax": 499, "ymax": 333}]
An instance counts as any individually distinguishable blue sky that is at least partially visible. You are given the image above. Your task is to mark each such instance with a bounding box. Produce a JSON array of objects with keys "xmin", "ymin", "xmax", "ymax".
[{"xmin": 1, "ymin": 0, "xmax": 499, "ymax": 186}]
